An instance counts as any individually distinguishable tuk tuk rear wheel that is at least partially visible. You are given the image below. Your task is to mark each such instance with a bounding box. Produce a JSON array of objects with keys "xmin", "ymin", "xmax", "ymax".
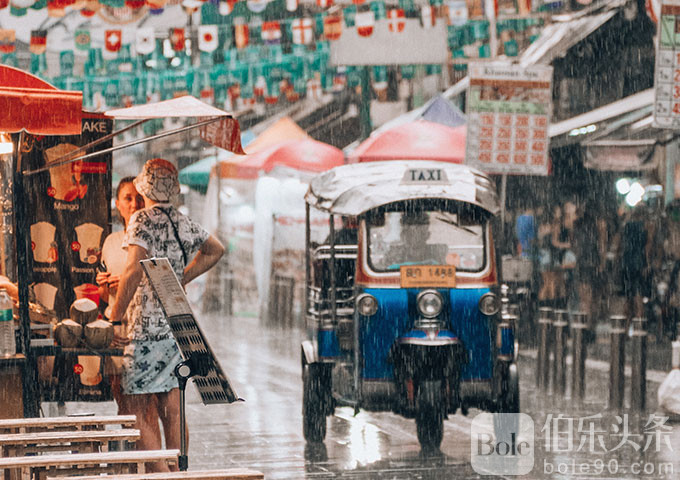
[
  {"xmin": 302, "ymin": 363, "xmax": 327, "ymax": 443},
  {"xmin": 415, "ymin": 380, "xmax": 444, "ymax": 451}
]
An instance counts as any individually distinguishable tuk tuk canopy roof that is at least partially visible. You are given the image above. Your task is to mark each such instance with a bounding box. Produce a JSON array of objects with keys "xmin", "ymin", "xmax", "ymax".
[{"xmin": 305, "ymin": 160, "xmax": 500, "ymax": 216}]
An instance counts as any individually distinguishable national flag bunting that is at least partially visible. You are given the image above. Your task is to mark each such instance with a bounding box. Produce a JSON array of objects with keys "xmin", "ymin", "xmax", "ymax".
[
  {"xmin": 13, "ymin": 0, "xmax": 36, "ymax": 8},
  {"xmin": 253, "ymin": 75, "xmax": 266, "ymax": 97},
  {"xmin": 370, "ymin": 0, "xmax": 386, "ymax": 20},
  {"xmin": 323, "ymin": 15, "xmax": 342, "ymax": 41},
  {"xmin": 74, "ymin": 27, "xmax": 90, "ymax": 51},
  {"xmin": 261, "ymin": 21, "xmax": 281, "ymax": 44},
  {"xmin": 291, "ymin": 17, "xmax": 313, "ymax": 44},
  {"xmin": 387, "ymin": 8, "xmax": 405, "ymax": 33},
  {"xmin": 421, "ymin": 5, "xmax": 435, "ymax": 28},
  {"xmin": 104, "ymin": 29, "xmax": 122, "ymax": 52},
  {"xmin": 446, "ymin": 0, "xmax": 467, "ymax": 26},
  {"xmin": 355, "ymin": 11, "xmax": 375, "ymax": 37},
  {"xmin": 234, "ymin": 22, "xmax": 249, "ymax": 48},
  {"xmin": 246, "ymin": 0, "xmax": 266, "ymax": 12},
  {"xmin": 198, "ymin": 25, "xmax": 219, "ymax": 52},
  {"xmin": 316, "ymin": 0, "xmax": 331, "ymax": 6},
  {"xmin": 0, "ymin": 29, "xmax": 15, "ymax": 54},
  {"xmin": 343, "ymin": 5, "xmax": 356, "ymax": 26},
  {"xmin": 170, "ymin": 27, "xmax": 185, "ymax": 51},
  {"xmin": 30, "ymin": 29, "xmax": 47, "ymax": 54},
  {"xmin": 136, "ymin": 27, "xmax": 155, "ymax": 55},
  {"xmin": 219, "ymin": 0, "xmax": 237, "ymax": 14}
]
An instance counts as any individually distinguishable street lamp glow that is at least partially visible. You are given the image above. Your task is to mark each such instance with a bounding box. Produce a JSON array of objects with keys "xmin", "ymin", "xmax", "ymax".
[
  {"xmin": 625, "ymin": 182, "xmax": 645, "ymax": 207},
  {"xmin": 616, "ymin": 178, "xmax": 631, "ymax": 195}
]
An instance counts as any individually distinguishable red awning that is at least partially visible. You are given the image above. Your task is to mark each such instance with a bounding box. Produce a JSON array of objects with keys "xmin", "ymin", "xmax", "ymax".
[
  {"xmin": 348, "ymin": 120, "xmax": 466, "ymax": 164},
  {"xmin": 0, "ymin": 66, "xmax": 82, "ymax": 135}
]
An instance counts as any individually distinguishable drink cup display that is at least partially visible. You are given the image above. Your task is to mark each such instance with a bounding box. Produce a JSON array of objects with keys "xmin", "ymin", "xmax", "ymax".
[
  {"xmin": 74, "ymin": 283, "xmax": 100, "ymax": 306},
  {"xmin": 44, "ymin": 143, "xmax": 87, "ymax": 202},
  {"xmin": 74, "ymin": 223, "xmax": 104, "ymax": 264},
  {"xmin": 30, "ymin": 222, "xmax": 57, "ymax": 263},
  {"xmin": 33, "ymin": 282, "xmax": 58, "ymax": 310}
]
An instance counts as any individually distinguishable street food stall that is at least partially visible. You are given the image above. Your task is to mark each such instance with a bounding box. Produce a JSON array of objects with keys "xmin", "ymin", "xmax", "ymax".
[{"xmin": 0, "ymin": 65, "xmax": 244, "ymax": 417}]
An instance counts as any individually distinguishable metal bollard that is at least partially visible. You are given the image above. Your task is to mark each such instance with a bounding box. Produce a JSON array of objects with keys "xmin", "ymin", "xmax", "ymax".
[
  {"xmin": 630, "ymin": 317, "xmax": 647, "ymax": 411},
  {"xmin": 552, "ymin": 310, "xmax": 569, "ymax": 395},
  {"xmin": 536, "ymin": 307, "xmax": 553, "ymax": 390},
  {"xmin": 609, "ymin": 315, "xmax": 627, "ymax": 410},
  {"xmin": 570, "ymin": 312, "xmax": 588, "ymax": 401}
]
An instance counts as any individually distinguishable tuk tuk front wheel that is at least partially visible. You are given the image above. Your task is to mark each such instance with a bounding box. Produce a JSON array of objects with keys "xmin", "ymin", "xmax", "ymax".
[
  {"xmin": 499, "ymin": 363, "xmax": 519, "ymax": 413},
  {"xmin": 415, "ymin": 380, "xmax": 444, "ymax": 451},
  {"xmin": 302, "ymin": 363, "xmax": 328, "ymax": 443}
]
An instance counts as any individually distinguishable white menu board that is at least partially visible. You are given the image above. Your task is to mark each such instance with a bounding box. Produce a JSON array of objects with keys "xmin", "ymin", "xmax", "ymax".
[
  {"xmin": 465, "ymin": 63, "xmax": 553, "ymax": 176},
  {"xmin": 654, "ymin": 0, "xmax": 680, "ymax": 128}
]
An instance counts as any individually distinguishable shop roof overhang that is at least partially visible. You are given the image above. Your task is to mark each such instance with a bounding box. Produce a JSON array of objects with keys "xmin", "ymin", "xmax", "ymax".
[
  {"xmin": 548, "ymin": 89, "xmax": 654, "ymax": 147},
  {"xmin": 518, "ymin": 5, "xmax": 622, "ymax": 68},
  {"xmin": 442, "ymin": 1, "xmax": 625, "ymax": 103},
  {"xmin": 0, "ymin": 65, "xmax": 82, "ymax": 136}
]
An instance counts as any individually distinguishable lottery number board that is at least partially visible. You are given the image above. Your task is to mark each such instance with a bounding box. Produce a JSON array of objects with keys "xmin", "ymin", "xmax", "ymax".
[
  {"xmin": 465, "ymin": 63, "xmax": 553, "ymax": 176},
  {"xmin": 654, "ymin": 0, "xmax": 680, "ymax": 128}
]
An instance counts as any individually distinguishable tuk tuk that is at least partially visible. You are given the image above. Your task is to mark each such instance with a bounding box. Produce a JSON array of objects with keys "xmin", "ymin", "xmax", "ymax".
[{"xmin": 301, "ymin": 160, "xmax": 518, "ymax": 450}]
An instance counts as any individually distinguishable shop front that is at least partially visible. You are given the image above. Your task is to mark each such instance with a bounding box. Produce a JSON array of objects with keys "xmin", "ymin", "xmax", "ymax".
[{"xmin": 0, "ymin": 65, "xmax": 244, "ymax": 418}]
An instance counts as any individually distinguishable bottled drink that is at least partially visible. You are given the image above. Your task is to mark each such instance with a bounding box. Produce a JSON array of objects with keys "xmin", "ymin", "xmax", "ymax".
[{"xmin": 0, "ymin": 288, "xmax": 15, "ymax": 357}]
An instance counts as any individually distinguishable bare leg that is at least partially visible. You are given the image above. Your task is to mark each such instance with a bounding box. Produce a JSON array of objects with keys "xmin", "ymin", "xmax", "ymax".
[
  {"xmin": 120, "ymin": 393, "xmax": 167, "ymax": 472},
  {"xmin": 157, "ymin": 388, "xmax": 184, "ymax": 472}
]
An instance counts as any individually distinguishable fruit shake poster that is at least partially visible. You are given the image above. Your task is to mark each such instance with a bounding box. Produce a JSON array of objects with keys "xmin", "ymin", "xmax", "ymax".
[{"xmin": 22, "ymin": 114, "xmax": 112, "ymax": 320}]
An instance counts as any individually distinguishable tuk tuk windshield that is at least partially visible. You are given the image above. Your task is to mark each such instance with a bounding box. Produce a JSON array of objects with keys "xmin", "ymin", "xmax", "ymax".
[{"xmin": 367, "ymin": 209, "xmax": 486, "ymax": 272}]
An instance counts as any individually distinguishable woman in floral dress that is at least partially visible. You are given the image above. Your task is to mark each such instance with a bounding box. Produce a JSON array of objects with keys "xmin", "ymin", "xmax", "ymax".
[{"xmin": 110, "ymin": 158, "xmax": 225, "ymax": 472}]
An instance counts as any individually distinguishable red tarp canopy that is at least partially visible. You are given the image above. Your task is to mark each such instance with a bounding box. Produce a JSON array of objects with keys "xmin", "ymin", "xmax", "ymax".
[
  {"xmin": 214, "ymin": 116, "xmax": 309, "ymax": 179},
  {"xmin": 348, "ymin": 120, "xmax": 466, "ymax": 164},
  {"xmin": 0, "ymin": 66, "xmax": 82, "ymax": 135},
  {"xmin": 225, "ymin": 138, "xmax": 344, "ymax": 179}
]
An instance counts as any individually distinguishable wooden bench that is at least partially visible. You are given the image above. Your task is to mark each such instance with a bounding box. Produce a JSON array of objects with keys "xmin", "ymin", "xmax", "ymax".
[
  {"xmin": 46, "ymin": 469, "xmax": 265, "ymax": 480},
  {"xmin": 0, "ymin": 415, "xmax": 137, "ymax": 434},
  {"xmin": 0, "ymin": 428, "xmax": 140, "ymax": 456},
  {"xmin": 0, "ymin": 449, "xmax": 178, "ymax": 480}
]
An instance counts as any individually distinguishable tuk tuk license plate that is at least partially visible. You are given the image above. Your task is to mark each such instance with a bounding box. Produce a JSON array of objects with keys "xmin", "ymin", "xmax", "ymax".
[{"xmin": 400, "ymin": 265, "xmax": 456, "ymax": 288}]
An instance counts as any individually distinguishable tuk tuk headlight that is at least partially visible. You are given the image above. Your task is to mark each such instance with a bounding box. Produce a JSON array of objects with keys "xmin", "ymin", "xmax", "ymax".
[
  {"xmin": 417, "ymin": 290, "xmax": 443, "ymax": 318},
  {"xmin": 357, "ymin": 294, "xmax": 378, "ymax": 316},
  {"xmin": 479, "ymin": 293, "xmax": 500, "ymax": 316}
]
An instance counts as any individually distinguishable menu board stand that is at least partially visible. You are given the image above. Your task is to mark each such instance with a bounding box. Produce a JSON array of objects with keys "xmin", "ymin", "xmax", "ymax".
[{"xmin": 140, "ymin": 257, "xmax": 241, "ymax": 471}]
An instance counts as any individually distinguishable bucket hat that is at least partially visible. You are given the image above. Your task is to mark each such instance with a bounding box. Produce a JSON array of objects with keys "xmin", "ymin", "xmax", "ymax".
[{"xmin": 134, "ymin": 158, "xmax": 180, "ymax": 203}]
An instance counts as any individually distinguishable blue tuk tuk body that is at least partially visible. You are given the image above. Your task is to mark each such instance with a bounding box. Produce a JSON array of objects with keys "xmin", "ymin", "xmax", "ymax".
[{"xmin": 302, "ymin": 160, "xmax": 517, "ymax": 450}]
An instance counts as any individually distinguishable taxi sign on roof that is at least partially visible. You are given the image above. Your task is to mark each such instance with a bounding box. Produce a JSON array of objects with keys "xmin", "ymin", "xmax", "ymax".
[{"xmin": 401, "ymin": 167, "xmax": 450, "ymax": 184}]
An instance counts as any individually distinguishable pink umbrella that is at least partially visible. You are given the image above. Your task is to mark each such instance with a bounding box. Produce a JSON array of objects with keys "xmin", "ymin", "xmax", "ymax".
[
  {"xmin": 226, "ymin": 138, "xmax": 345, "ymax": 179},
  {"xmin": 348, "ymin": 120, "xmax": 466, "ymax": 163}
]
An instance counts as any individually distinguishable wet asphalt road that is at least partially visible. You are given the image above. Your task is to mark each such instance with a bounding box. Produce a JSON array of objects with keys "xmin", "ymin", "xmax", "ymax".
[
  {"xmin": 182, "ymin": 313, "xmax": 680, "ymax": 479},
  {"xmin": 54, "ymin": 311, "xmax": 680, "ymax": 479}
]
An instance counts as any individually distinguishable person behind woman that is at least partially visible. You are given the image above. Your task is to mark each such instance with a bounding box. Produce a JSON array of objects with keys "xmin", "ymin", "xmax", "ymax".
[
  {"xmin": 96, "ymin": 177, "xmax": 144, "ymax": 415},
  {"xmin": 110, "ymin": 159, "xmax": 225, "ymax": 472}
]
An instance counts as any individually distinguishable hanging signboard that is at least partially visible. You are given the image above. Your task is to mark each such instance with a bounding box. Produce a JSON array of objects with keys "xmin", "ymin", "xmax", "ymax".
[
  {"xmin": 465, "ymin": 63, "xmax": 553, "ymax": 176},
  {"xmin": 329, "ymin": 19, "xmax": 449, "ymax": 66},
  {"xmin": 653, "ymin": 0, "xmax": 680, "ymax": 128},
  {"xmin": 23, "ymin": 114, "xmax": 112, "ymax": 321}
]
